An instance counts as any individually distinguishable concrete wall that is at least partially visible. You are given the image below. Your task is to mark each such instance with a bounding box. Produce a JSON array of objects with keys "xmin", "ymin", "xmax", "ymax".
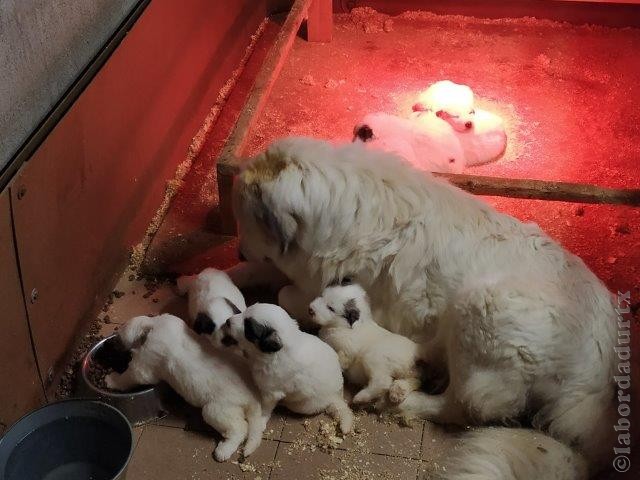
[{"xmin": 0, "ymin": 0, "xmax": 139, "ymax": 170}]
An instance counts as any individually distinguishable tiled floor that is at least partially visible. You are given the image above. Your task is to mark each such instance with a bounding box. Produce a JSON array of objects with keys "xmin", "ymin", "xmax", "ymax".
[{"xmin": 96, "ymin": 271, "xmax": 459, "ymax": 480}]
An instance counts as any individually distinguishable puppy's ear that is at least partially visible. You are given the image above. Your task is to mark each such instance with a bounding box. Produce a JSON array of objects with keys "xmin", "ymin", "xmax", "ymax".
[
  {"xmin": 328, "ymin": 276, "xmax": 354, "ymax": 287},
  {"xmin": 259, "ymin": 332, "xmax": 283, "ymax": 353},
  {"xmin": 176, "ymin": 275, "xmax": 196, "ymax": 295},
  {"xmin": 244, "ymin": 317, "xmax": 282, "ymax": 353},
  {"xmin": 223, "ymin": 297, "xmax": 242, "ymax": 315},
  {"xmin": 343, "ymin": 299, "xmax": 360, "ymax": 326},
  {"xmin": 247, "ymin": 184, "xmax": 297, "ymax": 254},
  {"xmin": 194, "ymin": 313, "xmax": 215, "ymax": 335}
]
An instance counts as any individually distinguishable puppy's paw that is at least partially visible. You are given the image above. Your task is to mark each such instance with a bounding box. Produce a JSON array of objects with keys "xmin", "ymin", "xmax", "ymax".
[
  {"xmin": 104, "ymin": 373, "xmax": 120, "ymax": 390},
  {"xmin": 352, "ymin": 390, "xmax": 372, "ymax": 404},
  {"xmin": 213, "ymin": 442, "xmax": 236, "ymax": 462},
  {"xmin": 388, "ymin": 382, "xmax": 408, "ymax": 405}
]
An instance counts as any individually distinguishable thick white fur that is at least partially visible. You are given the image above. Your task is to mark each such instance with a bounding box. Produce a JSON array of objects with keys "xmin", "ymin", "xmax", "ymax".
[
  {"xmin": 222, "ymin": 303, "xmax": 354, "ymax": 434},
  {"xmin": 106, "ymin": 314, "xmax": 265, "ymax": 461},
  {"xmin": 355, "ymin": 111, "xmax": 465, "ymax": 173},
  {"xmin": 232, "ymin": 137, "xmax": 618, "ymax": 479},
  {"xmin": 177, "ymin": 268, "xmax": 246, "ymax": 336},
  {"xmin": 413, "ymin": 80, "xmax": 475, "ymax": 132},
  {"xmin": 309, "ymin": 283, "xmax": 421, "ymax": 405}
]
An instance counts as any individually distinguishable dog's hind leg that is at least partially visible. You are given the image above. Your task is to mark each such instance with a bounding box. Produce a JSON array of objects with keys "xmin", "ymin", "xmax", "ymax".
[
  {"xmin": 203, "ymin": 403, "xmax": 247, "ymax": 462},
  {"xmin": 243, "ymin": 403, "xmax": 265, "ymax": 457},
  {"xmin": 326, "ymin": 396, "xmax": 354, "ymax": 434}
]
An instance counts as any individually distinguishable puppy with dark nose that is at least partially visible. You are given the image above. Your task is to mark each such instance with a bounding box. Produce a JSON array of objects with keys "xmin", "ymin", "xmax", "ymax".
[
  {"xmin": 310, "ymin": 283, "xmax": 422, "ymax": 405},
  {"xmin": 222, "ymin": 303, "xmax": 354, "ymax": 434}
]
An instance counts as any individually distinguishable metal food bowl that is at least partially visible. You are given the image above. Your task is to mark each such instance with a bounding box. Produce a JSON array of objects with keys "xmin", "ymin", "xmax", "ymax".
[
  {"xmin": 78, "ymin": 334, "xmax": 169, "ymax": 426},
  {"xmin": 0, "ymin": 399, "xmax": 132, "ymax": 480}
]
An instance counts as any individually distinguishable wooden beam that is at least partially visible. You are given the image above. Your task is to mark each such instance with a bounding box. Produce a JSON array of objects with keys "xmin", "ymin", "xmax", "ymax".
[
  {"xmin": 307, "ymin": 0, "xmax": 333, "ymax": 42},
  {"xmin": 432, "ymin": 172, "xmax": 640, "ymax": 206},
  {"xmin": 216, "ymin": 0, "xmax": 312, "ymax": 234},
  {"xmin": 220, "ymin": 158, "xmax": 640, "ymax": 207}
]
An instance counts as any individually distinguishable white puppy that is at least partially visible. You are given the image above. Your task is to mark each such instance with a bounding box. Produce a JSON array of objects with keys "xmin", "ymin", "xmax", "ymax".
[
  {"xmin": 105, "ymin": 314, "xmax": 265, "ymax": 461},
  {"xmin": 177, "ymin": 268, "xmax": 246, "ymax": 343},
  {"xmin": 354, "ymin": 112, "xmax": 465, "ymax": 173},
  {"xmin": 451, "ymin": 108, "xmax": 507, "ymax": 166},
  {"xmin": 231, "ymin": 137, "xmax": 617, "ymax": 479},
  {"xmin": 221, "ymin": 303, "xmax": 354, "ymax": 434},
  {"xmin": 412, "ymin": 80, "xmax": 475, "ymax": 132},
  {"xmin": 309, "ymin": 283, "xmax": 421, "ymax": 405}
]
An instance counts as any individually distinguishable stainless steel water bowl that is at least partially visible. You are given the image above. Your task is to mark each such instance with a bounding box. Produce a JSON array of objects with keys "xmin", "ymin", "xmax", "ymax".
[{"xmin": 79, "ymin": 335, "xmax": 169, "ymax": 426}]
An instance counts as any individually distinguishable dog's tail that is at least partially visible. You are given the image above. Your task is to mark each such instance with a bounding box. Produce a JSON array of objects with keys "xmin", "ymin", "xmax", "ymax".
[
  {"xmin": 434, "ymin": 428, "xmax": 587, "ymax": 480},
  {"xmin": 326, "ymin": 397, "xmax": 354, "ymax": 434},
  {"xmin": 243, "ymin": 402, "xmax": 265, "ymax": 457},
  {"xmin": 434, "ymin": 389, "xmax": 616, "ymax": 480},
  {"xmin": 117, "ymin": 315, "xmax": 156, "ymax": 350}
]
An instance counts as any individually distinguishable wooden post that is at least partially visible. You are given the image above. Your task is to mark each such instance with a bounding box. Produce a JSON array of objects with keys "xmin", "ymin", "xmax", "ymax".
[{"xmin": 307, "ymin": 0, "xmax": 333, "ymax": 42}]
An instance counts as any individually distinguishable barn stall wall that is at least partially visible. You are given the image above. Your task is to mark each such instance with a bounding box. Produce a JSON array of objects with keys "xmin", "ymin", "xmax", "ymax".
[{"xmin": 0, "ymin": 0, "xmax": 269, "ymax": 420}]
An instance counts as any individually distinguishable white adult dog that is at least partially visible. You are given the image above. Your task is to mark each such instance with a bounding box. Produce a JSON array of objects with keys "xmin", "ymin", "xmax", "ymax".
[
  {"xmin": 176, "ymin": 268, "xmax": 246, "ymax": 344},
  {"xmin": 221, "ymin": 303, "xmax": 354, "ymax": 434},
  {"xmin": 309, "ymin": 282, "xmax": 421, "ymax": 405},
  {"xmin": 228, "ymin": 137, "xmax": 617, "ymax": 479},
  {"xmin": 106, "ymin": 314, "xmax": 265, "ymax": 461}
]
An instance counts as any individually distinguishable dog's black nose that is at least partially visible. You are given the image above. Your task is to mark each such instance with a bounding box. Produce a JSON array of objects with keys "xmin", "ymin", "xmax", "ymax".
[
  {"xmin": 238, "ymin": 250, "xmax": 247, "ymax": 262},
  {"xmin": 308, "ymin": 306, "xmax": 315, "ymax": 318},
  {"xmin": 193, "ymin": 313, "xmax": 215, "ymax": 335},
  {"xmin": 354, "ymin": 124, "xmax": 374, "ymax": 142},
  {"xmin": 465, "ymin": 121, "xmax": 473, "ymax": 130}
]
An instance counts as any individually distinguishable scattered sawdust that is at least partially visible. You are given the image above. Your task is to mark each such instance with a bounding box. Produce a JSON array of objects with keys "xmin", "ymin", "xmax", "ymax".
[
  {"xmin": 301, "ymin": 74, "xmax": 317, "ymax": 86},
  {"xmin": 347, "ymin": 7, "xmax": 393, "ymax": 34}
]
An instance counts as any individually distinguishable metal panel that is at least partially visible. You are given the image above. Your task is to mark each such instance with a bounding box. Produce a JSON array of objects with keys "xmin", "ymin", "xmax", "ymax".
[
  {"xmin": 0, "ymin": 189, "xmax": 45, "ymax": 424},
  {"xmin": 10, "ymin": 0, "xmax": 267, "ymax": 393}
]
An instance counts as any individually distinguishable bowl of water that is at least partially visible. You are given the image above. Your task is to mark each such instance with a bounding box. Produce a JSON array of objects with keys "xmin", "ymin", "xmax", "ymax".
[{"xmin": 0, "ymin": 399, "xmax": 133, "ymax": 480}]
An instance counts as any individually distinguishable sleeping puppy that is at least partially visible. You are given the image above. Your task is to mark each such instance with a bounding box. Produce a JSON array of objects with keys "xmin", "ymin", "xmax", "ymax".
[
  {"xmin": 220, "ymin": 303, "xmax": 354, "ymax": 434},
  {"xmin": 309, "ymin": 282, "xmax": 421, "ymax": 405},
  {"xmin": 105, "ymin": 314, "xmax": 265, "ymax": 461},
  {"xmin": 412, "ymin": 80, "xmax": 475, "ymax": 132},
  {"xmin": 176, "ymin": 268, "xmax": 246, "ymax": 345}
]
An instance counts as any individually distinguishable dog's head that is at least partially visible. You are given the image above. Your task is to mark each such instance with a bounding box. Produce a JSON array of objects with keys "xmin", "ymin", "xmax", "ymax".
[
  {"xmin": 221, "ymin": 303, "xmax": 299, "ymax": 356},
  {"xmin": 308, "ymin": 283, "xmax": 370, "ymax": 329}
]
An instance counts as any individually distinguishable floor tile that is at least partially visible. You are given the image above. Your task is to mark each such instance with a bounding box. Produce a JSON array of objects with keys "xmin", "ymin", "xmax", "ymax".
[
  {"xmin": 419, "ymin": 422, "xmax": 462, "ymax": 479},
  {"xmin": 272, "ymin": 445, "xmax": 419, "ymax": 480},
  {"xmin": 281, "ymin": 410, "xmax": 423, "ymax": 458},
  {"xmin": 127, "ymin": 425, "xmax": 278, "ymax": 480}
]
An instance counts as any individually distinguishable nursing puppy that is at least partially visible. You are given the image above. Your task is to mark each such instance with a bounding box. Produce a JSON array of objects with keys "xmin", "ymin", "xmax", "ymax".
[
  {"xmin": 412, "ymin": 80, "xmax": 475, "ymax": 132},
  {"xmin": 309, "ymin": 283, "xmax": 421, "ymax": 405},
  {"xmin": 353, "ymin": 112, "xmax": 465, "ymax": 173},
  {"xmin": 105, "ymin": 314, "xmax": 265, "ymax": 461},
  {"xmin": 221, "ymin": 303, "xmax": 354, "ymax": 434},
  {"xmin": 177, "ymin": 268, "xmax": 246, "ymax": 344},
  {"xmin": 230, "ymin": 137, "xmax": 617, "ymax": 480}
]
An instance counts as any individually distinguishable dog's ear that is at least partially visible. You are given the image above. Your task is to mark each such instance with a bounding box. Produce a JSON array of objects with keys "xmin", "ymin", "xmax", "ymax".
[
  {"xmin": 244, "ymin": 317, "xmax": 282, "ymax": 353},
  {"xmin": 247, "ymin": 184, "xmax": 297, "ymax": 254},
  {"xmin": 343, "ymin": 299, "xmax": 360, "ymax": 326},
  {"xmin": 223, "ymin": 297, "xmax": 242, "ymax": 315},
  {"xmin": 176, "ymin": 274, "xmax": 196, "ymax": 295}
]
